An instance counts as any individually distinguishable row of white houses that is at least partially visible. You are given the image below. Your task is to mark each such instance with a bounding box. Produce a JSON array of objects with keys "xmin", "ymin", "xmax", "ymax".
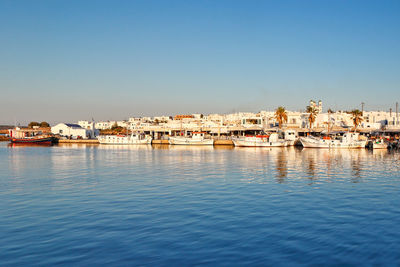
[
  {"xmin": 50, "ymin": 105, "xmax": 400, "ymax": 139},
  {"xmin": 92, "ymin": 110, "xmax": 400, "ymax": 131}
]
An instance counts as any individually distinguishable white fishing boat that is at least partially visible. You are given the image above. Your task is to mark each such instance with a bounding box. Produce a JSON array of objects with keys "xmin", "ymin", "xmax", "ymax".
[
  {"xmin": 372, "ymin": 139, "xmax": 388, "ymax": 149},
  {"xmin": 300, "ymin": 132, "xmax": 367, "ymax": 148},
  {"xmin": 233, "ymin": 133, "xmax": 287, "ymax": 147},
  {"xmin": 281, "ymin": 129, "xmax": 297, "ymax": 146},
  {"xmin": 168, "ymin": 132, "xmax": 214, "ymax": 145},
  {"xmin": 98, "ymin": 133, "xmax": 152, "ymax": 144}
]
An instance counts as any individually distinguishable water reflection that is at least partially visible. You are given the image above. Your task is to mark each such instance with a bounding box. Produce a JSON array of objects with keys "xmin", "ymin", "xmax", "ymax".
[
  {"xmin": 2, "ymin": 144, "xmax": 400, "ymax": 265},
  {"xmin": 305, "ymin": 152, "xmax": 316, "ymax": 181},
  {"xmin": 3, "ymin": 142, "xmax": 400, "ymax": 185},
  {"xmin": 351, "ymin": 153, "xmax": 363, "ymax": 181},
  {"xmin": 275, "ymin": 149, "xmax": 288, "ymax": 183},
  {"xmin": 233, "ymin": 147, "xmax": 400, "ymax": 184},
  {"xmin": 97, "ymin": 144, "xmax": 153, "ymax": 150},
  {"xmin": 167, "ymin": 145, "xmax": 214, "ymax": 151},
  {"xmin": 213, "ymin": 145, "xmax": 235, "ymax": 150},
  {"xmin": 151, "ymin": 144, "xmax": 170, "ymax": 150},
  {"xmin": 298, "ymin": 149, "xmax": 367, "ymax": 182},
  {"xmin": 8, "ymin": 143, "xmax": 53, "ymax": 147},
  {"xmin": 371, "ymin": 148, "xmax": 389, "ymax": 158}
]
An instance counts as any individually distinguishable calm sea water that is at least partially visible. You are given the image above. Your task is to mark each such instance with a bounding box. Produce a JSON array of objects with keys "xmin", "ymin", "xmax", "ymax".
[{"xmin": 1, "ymin": 142, "xmax": 400, "ymax": 266}]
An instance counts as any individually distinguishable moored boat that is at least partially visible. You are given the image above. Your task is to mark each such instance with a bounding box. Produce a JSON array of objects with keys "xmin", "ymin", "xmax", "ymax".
[
  {"xmin": 8, "ymin": 128, "xmax": 55, "ymax": 145},
  {"xmin": 9, "ymin": 136, "xmax": 54, "ymax": 145},
  {"xmin": 98, "ymin": 133, "xmax": 152, "ymax": 144},
  {"xmin": 371, "ymin": 139, "xmax": 388, "ymax": 149},
  {"xmin": 168, "ymin": 132, "xmax": 214, "ymax": 145},
  {"xmin": 281, "ymin": 129, "xmax": 298, "ymax": 146},
  {"xmin": 233, "ymin": 133, "xmax": 287, "ymax": 147},
  {"xmin": 300, "ymin": 132, "xmax": 367, "ymax": 149}
]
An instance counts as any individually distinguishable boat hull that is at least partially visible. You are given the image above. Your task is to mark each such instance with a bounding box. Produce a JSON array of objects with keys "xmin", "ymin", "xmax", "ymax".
[
  {"xmin": 233, "ymin": 132, "xmax": 290, "ymax": 147},
  {"xmin": 10, "ymin": 137, "xmax": 54, "ymax": 145},
  {"xmin": 372, "ymin": 142, "xmax": 388, "ymax": 149},
  {"xmin": 285, "ymin": 140, "xmax": 296, "ymax": 146},
  {"xmin": 233, "ymin": 140, "xmax": 287, "ymax": 147},
  {"xmin": 300, "ymin": 137, "xmax": 367, "ymax": 149},
  {"xmin": 168, "ymin": 137, "xmax": 214, "ymax": 145},
  {"xmin": 98, "ymin": 135, "xmax": 152, "ymax": 145}
]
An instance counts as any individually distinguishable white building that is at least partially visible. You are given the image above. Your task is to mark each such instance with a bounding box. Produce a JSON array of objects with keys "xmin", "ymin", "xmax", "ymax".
[
  {"xmin": 78, "ymin": 120, "xmax": 95, "ymax": 130},
  {"xmin": 51, "ymin": 123, "xmax": 97, "ymax": 139},
  {"xmin": 95, "ymin": 120, "xmax": 128, "ymax": 129},
  {"xmin": 362, "ymin": 111, "xmax": 400, "ymax": 130},
  {"xmin": 153, "ymin": 116, "xmax": 170, "ymax": 123},
  {"xmin": 241, "ymin": 115, "xmax": 263, "ymax": 127},
  {"xmin": 95, "ymin": 121, "xmax": 115, "ymax": 130},
  {"xmin": 88, "ymin": 100, "xmax": 400, "ymax": 134}
]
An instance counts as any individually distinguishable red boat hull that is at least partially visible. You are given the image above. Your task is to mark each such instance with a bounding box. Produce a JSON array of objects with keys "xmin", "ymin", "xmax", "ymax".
[{"xmin": 10, "ymin": 137, "xmax": 54, "ymax": 145}]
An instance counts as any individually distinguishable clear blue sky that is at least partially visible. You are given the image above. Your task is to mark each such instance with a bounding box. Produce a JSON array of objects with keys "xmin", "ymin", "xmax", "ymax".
[{"xmin": 1, "ymin": 0, "xmax": 399, "ymax": 124}]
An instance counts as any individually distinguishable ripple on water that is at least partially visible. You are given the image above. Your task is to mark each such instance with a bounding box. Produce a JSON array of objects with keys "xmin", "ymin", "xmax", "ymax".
[{"xmin": 1, "ymin": 144, "xmax": 400, "ymax": 265}]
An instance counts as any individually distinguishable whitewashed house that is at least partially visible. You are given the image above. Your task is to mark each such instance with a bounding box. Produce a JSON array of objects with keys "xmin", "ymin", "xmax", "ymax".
[
  {"xmin": 51, "ymin": 123, "xmax": 97, "ymax": 139},
  {"xmin": 152, "ymin": 116, "xmax": 170, "ymax": 123},
  {"xmin": 78, "ymin": 121, "xmax": 100, "ymax": 136},
  {"xmin": 285, "ymin": 111, "xmax": 303, "ymax": 128},
  {"xmin": 362, "ymin": 111, "xmax": 397, "ymax": 129},
  {"xmin": 95, "ymin": 121, "xmax": 115, "ymax": 130},
  {"xmin": 241, "ymin": 115, "xmax": 263, "ymax": 128},
  {"xmin": 78, "ymin": 120, "xmax": 95, "ymax": 130}
]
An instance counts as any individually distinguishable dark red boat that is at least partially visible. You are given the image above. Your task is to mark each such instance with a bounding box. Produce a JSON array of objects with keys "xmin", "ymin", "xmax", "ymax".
[{"xmin": 9, "ymin": 136, "xmax": 54, "ymax": 145}]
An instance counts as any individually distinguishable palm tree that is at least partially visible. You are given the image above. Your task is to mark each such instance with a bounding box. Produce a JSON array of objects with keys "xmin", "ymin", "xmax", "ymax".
[
  {"xmin": 351, "ymin": 109, "xmax": 363, "ymax": 131},
  {"xmin": 306, "ymin": 106, "xmax": 318, "ymax": 129},
  {"xmin": 274, "ymin": 106, "xmax": 288, "ymax": 129},
  {"xmin": 327, "ymin": 108, "xmax": 334, "ymax": 132}
]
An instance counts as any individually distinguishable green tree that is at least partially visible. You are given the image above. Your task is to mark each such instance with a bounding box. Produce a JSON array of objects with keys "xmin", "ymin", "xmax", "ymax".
[
  {"xmin": 111, "ymin": 122, "xmax": 119, "ymax": 130},
  {"xmin": 28, "ymin": 121, "xmax": 40, "ymax": 128},
  {"xmin": 274, "ymin": 106, "xmax": 288, "ymax": 128},
  {"xmin": 40, "ymin": 121, "xmax": 50, "ymax": 127}
]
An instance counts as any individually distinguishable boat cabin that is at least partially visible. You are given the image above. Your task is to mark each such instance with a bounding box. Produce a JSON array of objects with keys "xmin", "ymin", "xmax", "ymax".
[
  {"xmin": 192, "ymin": 132, "xmax": 206, "ymax": 139},
  {"xmin": 283, "ymin": 130, "xmax": 297, "ymax": 141},
  {"xmin": 8, "ymin": 127, "xmax": 49, "ymax": 138},
  {"xmin": 269, "ymin": 133, "xmax": 279, "ymax": 142}
]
